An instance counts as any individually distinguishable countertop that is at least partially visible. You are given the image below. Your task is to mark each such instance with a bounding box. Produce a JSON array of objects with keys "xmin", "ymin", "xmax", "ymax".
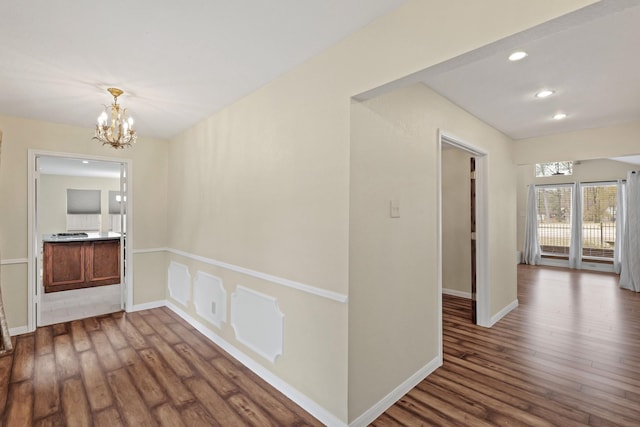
[{"xmin": 42, "ymin": 232, "xmax": 123, "ymax": 243}]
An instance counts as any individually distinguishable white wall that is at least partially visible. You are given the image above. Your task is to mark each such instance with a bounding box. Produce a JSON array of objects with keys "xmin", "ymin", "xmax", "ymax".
[{"xmin": 39, "ymin": 174, "xmax": 120, "ymax": 235}]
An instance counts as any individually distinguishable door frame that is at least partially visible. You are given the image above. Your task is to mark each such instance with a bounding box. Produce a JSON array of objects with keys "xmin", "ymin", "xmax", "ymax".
[
  {"xmin": 27, "ymin": 149, "xmax": 133, "ymax": 332},
  {"xmin": 437, "ymin": 131, "xmax": 490, "ymax": 331}
]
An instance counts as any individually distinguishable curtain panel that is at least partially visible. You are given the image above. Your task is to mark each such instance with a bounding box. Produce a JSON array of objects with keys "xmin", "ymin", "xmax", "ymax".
[
  {"xmin": 568, "ymin": 182, "xmax": 582, "ymax": 269},
  {"xmin": 523, "ymin": 185, "xmax": 541, "ymax": 265},
  {"xmin": 620, "ymin": 171, "xmax": 640, "ymax": 292}
]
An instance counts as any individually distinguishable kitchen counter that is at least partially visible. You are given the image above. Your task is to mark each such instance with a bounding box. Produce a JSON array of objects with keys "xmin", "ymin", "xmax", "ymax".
[{"xmin": 42, "ymin": 232, "xmax": 123, "ymax": 243}]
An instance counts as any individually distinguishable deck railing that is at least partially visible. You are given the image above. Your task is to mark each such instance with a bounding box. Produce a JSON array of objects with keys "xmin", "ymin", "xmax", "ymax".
[{"xmin": 538, "ymin": 222, "xmax": 615, "ymax": 259}]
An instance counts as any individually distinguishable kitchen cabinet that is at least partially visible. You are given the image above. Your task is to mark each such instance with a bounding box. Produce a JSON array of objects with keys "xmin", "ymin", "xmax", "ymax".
[{"xmin": 43, "ymin": 238, "xmax": 121, "ymax": 293}]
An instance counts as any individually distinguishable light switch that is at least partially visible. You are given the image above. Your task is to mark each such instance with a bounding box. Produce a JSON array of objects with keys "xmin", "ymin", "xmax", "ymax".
[{"xmin": 390, "ymin": 199, "xmax": 400, "ymax": 218}]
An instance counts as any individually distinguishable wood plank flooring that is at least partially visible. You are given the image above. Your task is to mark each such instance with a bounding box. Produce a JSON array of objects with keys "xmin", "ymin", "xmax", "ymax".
[
  {"xmin": 373, "ymin": 265, "xmax": 640, "ymax": 426},
  {"xmin": 0, "ymin": 307, "xmax": 322, "ymax": 426},
  {"xmin": 2, "ymin": 265, "xmax": 639, "ymax": 426}
]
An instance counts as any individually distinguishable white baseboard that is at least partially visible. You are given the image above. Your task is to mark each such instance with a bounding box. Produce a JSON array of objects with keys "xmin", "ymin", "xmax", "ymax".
[
  {"xmin": 165, "ymin": 301, "xmax": 347, "ymax": 427},
  {"xmin": 442, "ymin": 288, "xmax": 472, "ymax": 299},
  {"xmin": 488, "ymin": 299, "xmax": 518, "ymax": 327},
  {"xmin": 9, "ymin": 325, "xmax": 30, "ymax": 336},
  {"xmin": 130, "ymin": 300, "xmax": 167, "ymax": 312},
  {"xmin": 349, "ymin": 356, "xmax": 442, "ymax": 427}
]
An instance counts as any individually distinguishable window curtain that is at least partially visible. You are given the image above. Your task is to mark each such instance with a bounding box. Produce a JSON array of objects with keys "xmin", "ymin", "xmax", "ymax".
[
  {"xmin": 613, "ymin": 179, "xmax": 626, "ymax": 274},
  {"xmin": 67, "ymin": 189, "xmax": 101, "ymax": 232},
  {"xmin": 620, "ymin": 171, "xmax": 640, "ymax": 292},
  {"xmin": 568, "ymin": 182, "xmax": 582, "ymax": 269},
  {"xmin": 523, "ymin": 185, "xmax": 541, "ymax": 265},
  {"xmin": 67, "ymin": 189, "xmax": 101, "ymax": 214}
]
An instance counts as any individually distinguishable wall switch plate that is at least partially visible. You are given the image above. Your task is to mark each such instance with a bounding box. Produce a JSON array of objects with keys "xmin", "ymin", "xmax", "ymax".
[{"xmin": 390, "ymin": 199, "xmax": 400, "ymax": 218}]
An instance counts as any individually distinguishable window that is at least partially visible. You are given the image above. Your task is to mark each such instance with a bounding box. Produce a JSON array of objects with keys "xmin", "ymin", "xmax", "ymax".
[
  {"xmin": 535, "ymin": 185, "xmax": 573, "ymax": 256},
  {"xmin": 534, "ymin": 182, "xmax": 617, "ymax": 262},
  {"xmin": 581, "ymin": 183, "xmax": 617, "ymax": 259},
  {"xmin": 535, "ymin": 161, "xmax": 573, "ymax": 177}
]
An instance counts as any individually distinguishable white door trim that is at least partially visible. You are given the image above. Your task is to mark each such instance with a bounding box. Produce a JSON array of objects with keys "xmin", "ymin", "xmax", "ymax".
[{"xmin": 27, "ymin": 149, "xmax": 134, "ymax": 332}]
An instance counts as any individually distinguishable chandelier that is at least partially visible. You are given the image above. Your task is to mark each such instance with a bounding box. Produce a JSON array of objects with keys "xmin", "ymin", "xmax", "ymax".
[{"xmin": 93, "ymin": 87, "xmax": 137, "ymax": 149}]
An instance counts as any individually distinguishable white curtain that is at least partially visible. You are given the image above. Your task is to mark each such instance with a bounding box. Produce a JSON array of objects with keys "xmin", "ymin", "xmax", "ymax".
[
  {"xmin": 568, "ymin": 182, "xmax": 582, "ymax": 269},
  {"xmin": 523, "ymin": 185, "xmax": 541, "ymax": 265},
  {"xmin": 614, "ymin": 179, "xmax": 626, "ymax": 274},
  {"xmin": 620, "ymin": 171, "xmax": 640, "ymax": 292}
]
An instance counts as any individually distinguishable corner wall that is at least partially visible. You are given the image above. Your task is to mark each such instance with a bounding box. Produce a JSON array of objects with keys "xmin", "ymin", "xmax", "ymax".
[{"xmin": 349, "ymin": 83, "xmax": 517, "ymax": 421}]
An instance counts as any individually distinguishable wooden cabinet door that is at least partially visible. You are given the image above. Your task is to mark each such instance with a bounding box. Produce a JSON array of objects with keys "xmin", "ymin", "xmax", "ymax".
[
  {"xmin": 43, "ymin": 239, "xmax": 121, "ymax": 293},
  {"xmin": 87, "ymin": 240, "xmax": 121, "ymax": 286},
  {"xmin": 43, "ymin": 242, "xmax": 87, "ymax": 292}
]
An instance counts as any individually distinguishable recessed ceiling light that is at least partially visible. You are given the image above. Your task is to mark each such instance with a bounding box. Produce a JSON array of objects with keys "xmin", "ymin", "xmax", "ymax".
[
  {"xmin": 82, "ymin": 160, "xmax": 89, "ymax": 164},
  {"xmin": 535, "ymin": 90, "xmax": 554, "ymax": 98},
  {"xmin": 553, "ymin": 113, "xmax": 567, "ymax": 120},
  {"xmin": 508, "ymin": 51, "xmax": 528, "ymax": 61}
]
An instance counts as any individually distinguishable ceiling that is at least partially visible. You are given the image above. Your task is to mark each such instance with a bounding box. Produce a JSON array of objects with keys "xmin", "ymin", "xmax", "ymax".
[
  {"xmin": 3, "ymin": 1, "xmax": 639, "ymax": 143},
  {"xmin": 0, "ymin": 0, "xmax": 405, "ymax": 140},
  {"xmin": 358, "ymin": 0, "xmax": 640, "ymax": 141}
]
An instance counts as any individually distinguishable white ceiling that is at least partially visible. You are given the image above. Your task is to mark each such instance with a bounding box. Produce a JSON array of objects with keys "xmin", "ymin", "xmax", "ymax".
[
  {"xmin": 358, "ymin": 0, "xmax": 640, "ymax": 141},
  {"xmin": 3, "ymin": 1, "xmax": 639, "ymax": 144},
  {"xmin": 0, "ymin": 0, "xmax": 405, "ymax": 139}
]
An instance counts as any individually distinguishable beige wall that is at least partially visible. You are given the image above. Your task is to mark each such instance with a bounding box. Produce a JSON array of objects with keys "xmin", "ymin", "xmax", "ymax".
[
  {"xmin": 514, "ymin": 121, "xmax": 640, "ymax": 165},
  {"xmin": 132, "ymin": 252, "xmax": 167, "ymax": 305},
  {"xmin": 349, "ymin": 82, "xmax": 517, "ymax": 419},
  {"xmin": 442, "ymin": 148, "xmax": 473, "ymax": 295},
  {"xmin": 165, "ymin": 1, "xmax": 593, "ymax": 423},
  {"xmin": 0, "ymin": 0, "xmax": 595, "ymax": 423},
  {"xmin": 0, "ymin": 114, "xmax": 169, "ymax": 329},
  {"xmin": 39, "ymin": 174, "xmax": 121, "ymax": 235}
]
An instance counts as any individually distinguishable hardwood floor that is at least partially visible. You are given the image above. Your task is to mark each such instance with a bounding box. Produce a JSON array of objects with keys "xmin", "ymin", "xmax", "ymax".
[
  {"xmin": 0, "ymin": 307, "xmax": 322, "ymax": 426},
  {"xmin": 2, "ymin": 266, "xmax": 639, "ymax": 426},
  {"xmin": 373, "ymin": 265, "xmax": 640, "ymax": 426}
]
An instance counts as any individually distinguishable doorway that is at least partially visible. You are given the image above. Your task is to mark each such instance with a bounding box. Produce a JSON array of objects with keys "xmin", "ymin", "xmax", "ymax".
[
  {"xmin": 438, "ymin": 131, "xmax": 489, "ymax": 327},
  {"xmin": 27, "ymin": 150, "xmax": 132, "ymax": 330}
]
